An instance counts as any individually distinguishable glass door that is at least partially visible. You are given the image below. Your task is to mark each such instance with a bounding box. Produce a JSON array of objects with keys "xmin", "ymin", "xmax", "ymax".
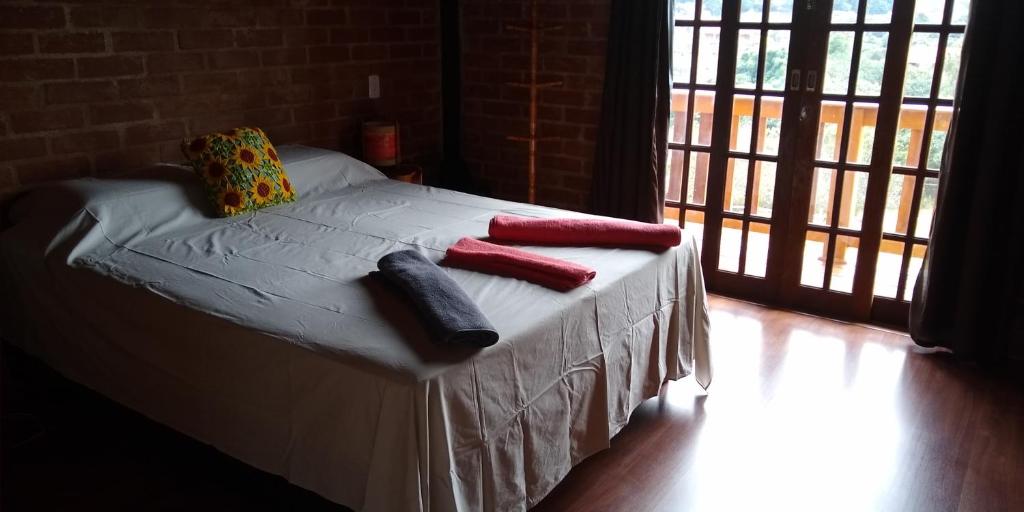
[
  {"xmin": 666, "ymin": 0, "xmax": 969, "ymax": 323},
  {"xmin": 666, "ymin": 0, "xmax": 800, "ymax": 303}
]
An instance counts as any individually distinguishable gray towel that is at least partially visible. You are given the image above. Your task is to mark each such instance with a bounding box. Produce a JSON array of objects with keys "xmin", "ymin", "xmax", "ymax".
[{"xmin": 373, "ymin": 250, "xmax": 499, "ymax": 347}]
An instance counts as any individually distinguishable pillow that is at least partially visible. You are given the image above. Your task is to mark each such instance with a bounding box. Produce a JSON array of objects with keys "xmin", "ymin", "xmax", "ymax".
[{"xmin": 180, "ymin": 127, "xmax": 296, "ymax": 217}]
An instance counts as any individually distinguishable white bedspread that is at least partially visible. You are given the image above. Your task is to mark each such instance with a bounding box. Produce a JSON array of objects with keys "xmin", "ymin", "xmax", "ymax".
[{"xmin": 0, "ymin": 146, "xmax": 710, "ymax": 511}]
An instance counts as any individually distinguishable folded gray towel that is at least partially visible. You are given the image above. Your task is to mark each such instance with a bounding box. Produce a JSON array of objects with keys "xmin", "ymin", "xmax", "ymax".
[{"xmin": 373, "ymin": 250, "xmax": 499, "ymax": 347}]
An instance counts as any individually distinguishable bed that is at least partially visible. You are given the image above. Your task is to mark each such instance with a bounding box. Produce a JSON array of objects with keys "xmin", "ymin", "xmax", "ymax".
[{"xmin": 0, "ymin": 146, "xmax": 711, "ymax": 511}]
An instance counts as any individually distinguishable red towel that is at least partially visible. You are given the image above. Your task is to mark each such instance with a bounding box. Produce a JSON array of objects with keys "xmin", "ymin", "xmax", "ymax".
[
  {"xmin": 489, "ymin": 215, "xmax": 681, "ymax": 249},
  {"xmin": 443, "ymin": 237, "xmax": 596, "ymax": 291}
]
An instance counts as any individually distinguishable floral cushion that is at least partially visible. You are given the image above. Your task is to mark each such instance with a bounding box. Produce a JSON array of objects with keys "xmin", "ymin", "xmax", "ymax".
[{"xmin": 180, "ymin": 127, "xmax": 296, "ymax": 217}]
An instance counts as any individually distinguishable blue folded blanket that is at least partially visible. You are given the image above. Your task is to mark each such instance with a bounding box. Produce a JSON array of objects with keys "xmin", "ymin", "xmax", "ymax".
[{"xmin": 373, "ymin": 250, "xmax": 499, "ymax": 347}]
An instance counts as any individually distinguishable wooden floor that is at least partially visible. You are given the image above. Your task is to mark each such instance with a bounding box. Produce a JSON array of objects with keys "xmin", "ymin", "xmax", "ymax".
[{"xmin": 2, "ymin": 295, "xmax": 1022, "ymax": 511}]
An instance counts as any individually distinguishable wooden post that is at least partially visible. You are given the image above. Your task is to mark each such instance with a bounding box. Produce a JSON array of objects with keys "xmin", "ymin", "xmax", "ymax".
[{"xmin": 505, "ymin": 0, "xmax": 561, "ymax": 204}]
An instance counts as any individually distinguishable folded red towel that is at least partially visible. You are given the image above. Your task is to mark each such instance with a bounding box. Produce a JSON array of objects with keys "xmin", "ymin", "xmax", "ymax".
[
  {"xmin": 443, "ymin": 237, "xmax": 596, "ymax": 291},
  {"xmin": 488, "ymin": 215, "xmax": 681, "ymax": 249}
]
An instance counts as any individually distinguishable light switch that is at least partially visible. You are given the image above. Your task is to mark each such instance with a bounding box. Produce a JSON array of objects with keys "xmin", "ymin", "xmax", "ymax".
[{"xmin": 368, "ymin": 75, "xmax": 381, "ymax": 99}]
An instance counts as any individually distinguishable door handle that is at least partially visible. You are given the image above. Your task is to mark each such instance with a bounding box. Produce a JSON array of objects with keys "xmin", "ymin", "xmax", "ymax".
[
  {"xmin": 805, "ymin": 70, "xmax": 818, "ymax": 92},
  {"xmin": 790, "ymin": 69, "xmax": 801, "ymax": 91}
]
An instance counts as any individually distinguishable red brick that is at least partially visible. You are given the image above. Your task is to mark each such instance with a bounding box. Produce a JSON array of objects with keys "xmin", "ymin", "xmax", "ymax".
[
  {"xmin": 349, "ymin": 8, "xmax": 387, "ymax": 26},
  {"xmin": 261, "ymin": 48, "xmax": 308, "ymax": 67},
  {"xmin": 257, "ymin": 8, "xmax": 305, "ymax": 28},
  {"xmin": 308, "ymin": 46, "xmax": 349, "ymax": 64},
  {"xmin": 0, "ymin": 33, "xmax": 34, "ymax": 56},
  {"xmin": 50, "ymin": 130, "xmax": 120, "ymax": 154},
  {"xmin": 0, "ymin": 58, "xmax": 75, "ymax": 82},
  {"xmin": 147, "ymin": 52, "xmax": 205, "ymax": 74},
  {"xmin": 39, "ymin": 33, "xmax": 106, "ymax": 54},
  {"xmin": 78, "ymin": 56, "xmax": 145, "ymax": 78},
  {"xmin": 182, "ymin": 71, "xmax": 239, "ymax": 94},
  {"xmin": 388, "ymin": 9, "xmax": 422, "ymax": 25},
  {"xmin": 178, "ymin": 30, "xmax": 234, "ymax": 50},
  {"xmin": 285, "ymin": 28, "xmax": 328, "ymax": 47},
  {"xmin": 15, "ymin": 156, "xmax": 92, "ymax": 185},
  {"xmin": 330, "ymin": 28, "xmax": 369, "ymax": 45},
  {"xmin": 0, "ymin": 85, "xmax": 41, "ymax": 110},
  {"xmin": 139, "ymin": 8, "xmax": 197, "ymax": 29},
  {"xmin": 306, "ymin": 9, "xmax": 348, "ymax": 26},
  {"xmin": 69, "ymin": 7, "xmax": 139, "ymax": 29},
  {"xmin": 207, "ymin": 49, "xmax": 259, "ymax": 70},
  {"xmin": 94, "ymin": 147, "xmax": 162, "ymax": 175},
  {"xmin": 45, "ymin": 81, "xmax": 118, "ymax": 104},
  {"xmin": 351, "ymin": 44, "xmax": 388, "ymax": 61},
  {"xmin": 118, "ymin": 76, "xmax": 181, "ymax": 98},
  {"xmin": 10, "ymin": 107, "xmax": 84, "ymax": 134},
  {"xmin": 0, "ymin": 6, "xmax": 66, "ymax": 30},
  {"xmin": 125, "ymin": 121, "xmax": 185, "ymax": 146},
  {"xmin": 90, "ymin": 102, "xmax": 154, "ymax": 125},
  {"xmin": 112, "ymin": 31, "xmax": 176, "ymax": 52},
  {"xmin": 293, "ymin": 103, "xmax": 337, "ymax": 123},
  {"xmin": 244, "ymin": 107, "xmax": 292, "ymax": 128},
  {"xmin": 0, "ymin": 166, "xmax": 15, "ymax": 188},
  {"xmin": 0, "ymin": 137, "xmax": 48, "ymax": 162},
  {"xmin": 390, "ymin": 43, "xmax": 422, "ymax": 59},
  {"xmin": 235, "ymin": 29, "xmax": 283, "ymax": 48}
]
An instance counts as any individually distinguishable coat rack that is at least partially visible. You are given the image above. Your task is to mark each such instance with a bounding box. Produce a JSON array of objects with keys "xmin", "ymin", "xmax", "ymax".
[{"xmin": 505, "ymin": 0, "xmax": 562, "ymax": 204}]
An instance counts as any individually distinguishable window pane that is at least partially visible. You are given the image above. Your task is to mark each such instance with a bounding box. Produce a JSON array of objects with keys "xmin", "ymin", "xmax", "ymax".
[
  {"xmin": 758, "ymin": 97, "xmax": 783, "ymax": 155},
  {"xmin": 726, "ymin": 158, "xmax": 749, "ymax": 214},
  {"xmin": 856, "ymin": 32, "xmax": 888, "ymax": 96},
  {"xmin": 903, "ymin": 244, "xmax": 927, "ymax": 301},
  {"xmin": 914, "ymin": 0, "xmax": 945, "ymax": 24},
  {"xmin": 801, "ymin": 231, "xmax": 827, "ymax": 288},
  {"xmin": 753, "ymin": 160, "xmax": 776, "ymax": 218},
  {"xmin": 830, "ymin": 235, "xmax": 859, "ymax": 293},
  {"xmin": 735, "ymin": 30, "xmax": 761, "ymax": 89},
  {"xmin": 673, "ymin": 27, "xmax": 694, "ymax": 83},
  {"xmin": 730, "ymin": 95, "xmax": 755, "ymax": 152},
  {"xmin": 745, "ymin": 222, "xmax": 772, "ymax": 278},
  {"xmin": 691, "ymin": 90, "xmax": 716, "ymax": 146},
  {"xmin": 939, "ymin": 33, "xmax": 964, "ymax": 100},
  {"xmin": 831, "ymin": 0, "xmax": 858, "ymax": 23},
  {"xmin": 816, "ymin": 101, "xmax": 846, "ymax": 162},
  {"xmin": 864, "ymin": 0, "xmax": 894, "ymax": 23},
  {"xmin": 669, "ymin": 90, "xmax": 690, "ymax": 144},
  {"xmin": 893, "ymin": 105, "xmax": 927, "ymax": 167},
  {"xmin": 838, "ymin": 170, "xmax": 869, "ymax": 231},
  {"xmin": 768, "ymin": 0, "xmax": 794, "ymax": 23},
  {"xmin": 809, "ymin": 167, "xmax": 836, "ymax": 226},
  {"xmin": 719, "ymin": 219, "xmax": 742, "ymax": 272},
  {"xmin": 847, "ymin": 102, "xmax": 878, "ymax": 164},
  {"xmin": 674, "ymin": 0, "xmax": 696, "ymax": 20},
  {"xmin": 873, "ymin": 241, "xmax": 904, "ymax": 298},
  {"xmin": 665, "ymin": 149, "xmax": 685, "ymax": 203},
  {"xmin": 823, "ymin": 32, "xmax": 854, "ymax": 94},
  {"xmin": 764, "ymin": 31, "xmax": 790, "ymax": 91},
  {"xmin": 702, "ymin": 0, "xmax": 723, "ymax": 20},
  {"xmin": 927, "ymin": 106, "xmax": 952, "ymax": 170},
  {"xmin": 882, "ymin": 174, "xmax": 915, "ymax": 234},
  {"xmin": 696, "ymin": 27, "xmax": 721, "ymax": 85},
  {"xmin": 904, "ymin": 32, "xmax": 939, "ymax": 97},
  {"xmin": 687, "ymin": 151, "xmax": 711, "ymax": 206},
  {"xmin": 740, "ymin": 0, "xmax": 763, "ymax": 22},
  {"xmin": 951, "ymin": 0, "xmax": 971, "ymax": 25},
  {"xmin": 915, "ymin": 177, "xmax": 939, "ymax": 238}
]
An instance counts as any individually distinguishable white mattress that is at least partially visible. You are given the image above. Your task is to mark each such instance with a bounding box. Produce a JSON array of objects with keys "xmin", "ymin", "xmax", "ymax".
[{"xmin": 0, "ymin": 146, "xmax": 711, "ymax": 511}]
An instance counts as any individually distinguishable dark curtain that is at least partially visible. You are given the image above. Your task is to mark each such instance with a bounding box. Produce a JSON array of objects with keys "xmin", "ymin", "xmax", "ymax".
[
  {"xmin": 590, "ymin": 0, "xmax": 671, "ymax": 223},
  {"xmin": 909, "ymin": 0, "xmax": 1024, "ymax": 364}
]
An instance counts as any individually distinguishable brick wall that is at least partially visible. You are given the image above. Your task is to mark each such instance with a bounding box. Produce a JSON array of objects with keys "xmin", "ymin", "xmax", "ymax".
[
  {"xmin": 461, "ymin": 0, "xmax": 609, "ymax": 211},
  {"xmin": 0, "ymin": 0, "xmax": 440, "ymax": 194}
]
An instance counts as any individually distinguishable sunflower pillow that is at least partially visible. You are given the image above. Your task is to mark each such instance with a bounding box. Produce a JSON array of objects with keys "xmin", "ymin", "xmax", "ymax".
[{"xmin": 180, "ymin": 127, "xmax": 296, "ymax": 217}]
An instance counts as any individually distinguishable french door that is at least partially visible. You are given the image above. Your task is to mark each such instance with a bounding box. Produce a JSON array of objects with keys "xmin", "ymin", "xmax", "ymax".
[{"xmin": 666, "ymin": 0, "xmax": 969, "ymax": 323}]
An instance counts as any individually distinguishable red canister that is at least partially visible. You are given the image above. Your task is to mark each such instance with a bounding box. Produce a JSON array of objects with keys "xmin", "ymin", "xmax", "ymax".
[{"xmin": 362, "ymin": 121, "xmax": 400, "ymax": 167}]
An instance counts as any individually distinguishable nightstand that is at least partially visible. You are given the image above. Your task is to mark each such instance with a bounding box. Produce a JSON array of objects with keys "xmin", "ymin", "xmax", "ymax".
[{"xmin": 381, "ymin": 163, "xmax": 423, "ymax": 185}]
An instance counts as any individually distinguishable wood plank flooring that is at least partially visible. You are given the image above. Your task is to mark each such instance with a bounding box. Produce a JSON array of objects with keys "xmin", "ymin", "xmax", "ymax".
[{"xmin": 2, "ymin": 295, "xmax": 1021, "ymax": 511}]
